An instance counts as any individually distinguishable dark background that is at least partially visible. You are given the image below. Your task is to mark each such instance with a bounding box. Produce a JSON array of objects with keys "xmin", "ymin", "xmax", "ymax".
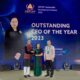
[{"xmin": 0, "ymin": 0, "xmax": 80, "ymax": 69}]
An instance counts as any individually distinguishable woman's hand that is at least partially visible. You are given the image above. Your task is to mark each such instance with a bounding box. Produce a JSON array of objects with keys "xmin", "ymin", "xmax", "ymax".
[
  {"xmin": 35, "ymin": 53, "xmax": 43, "ymax": 56},
  {"xmin": 31, "ymin": 51, "xmax": 34, "ymax": 53},
  {"xmin": 35, "ymin": 55, "xmax": 39, "ymax": 56}
]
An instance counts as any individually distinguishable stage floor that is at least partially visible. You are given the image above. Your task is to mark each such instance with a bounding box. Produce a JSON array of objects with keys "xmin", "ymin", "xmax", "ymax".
[{"xmin": 0, "ymin": 70, "xmax": 80, "ymax": 80}]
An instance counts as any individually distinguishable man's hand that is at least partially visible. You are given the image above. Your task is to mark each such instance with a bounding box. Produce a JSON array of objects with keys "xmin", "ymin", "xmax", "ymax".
[{"xmin": 52, "ymin": 58, "xmax": 55, "ymax": 62}]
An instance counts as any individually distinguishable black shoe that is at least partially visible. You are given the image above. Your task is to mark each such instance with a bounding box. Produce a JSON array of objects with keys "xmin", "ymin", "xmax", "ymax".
[
  {"xmin": 50, "ymin": 75, "xmax": 53, "ymax": 78},
  {"xmin": 27, "ymin": 75, "xmax": 31, "ymax": 77},
  {"xmin": 45, "ymin": 74, "xmax": 49, "ymax": 77},
  {"xmin": 24, "ymin": 75, "xmax": 27, "ymax": 78}
]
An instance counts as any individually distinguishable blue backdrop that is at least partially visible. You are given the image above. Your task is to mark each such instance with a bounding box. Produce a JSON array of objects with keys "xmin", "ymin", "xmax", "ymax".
[{"xmin": 0, "ymin": 0, "xmax": 80, "ymax": 69}]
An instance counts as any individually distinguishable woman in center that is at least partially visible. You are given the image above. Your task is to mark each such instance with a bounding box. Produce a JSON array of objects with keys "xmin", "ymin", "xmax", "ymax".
[{"xmin": 34, "ymin": 43, "xmax": 43, "ymax": 76}]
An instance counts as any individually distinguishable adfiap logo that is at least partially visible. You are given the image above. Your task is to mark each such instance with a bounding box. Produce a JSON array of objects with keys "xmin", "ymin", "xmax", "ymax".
[{"xmin": 25, "ymin": 3, "xmax": 36, "ymax": 14}]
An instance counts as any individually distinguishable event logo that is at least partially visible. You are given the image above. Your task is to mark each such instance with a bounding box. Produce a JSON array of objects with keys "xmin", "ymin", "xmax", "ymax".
[{"xmin": 25, "ymin": 3, "xmax": 36, "ymax": 14}]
